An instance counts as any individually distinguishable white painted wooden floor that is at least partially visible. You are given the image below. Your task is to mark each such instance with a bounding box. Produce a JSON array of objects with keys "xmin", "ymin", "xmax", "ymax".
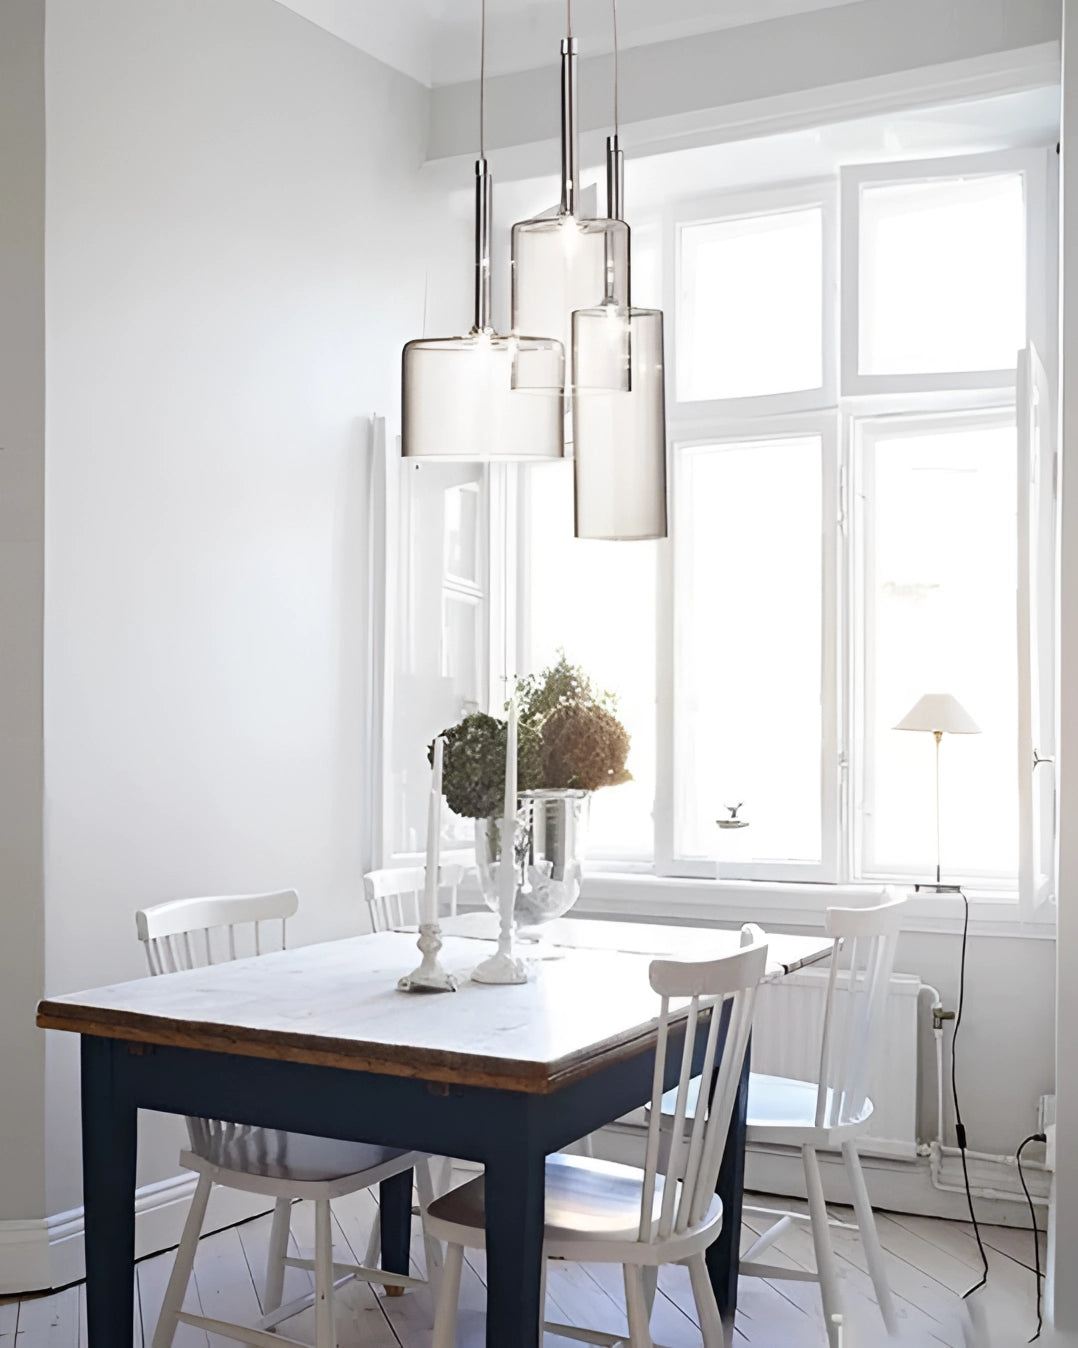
[{"xmin": 0, "ymin": 1182, "xmax": 1052, "ymax": 1348}]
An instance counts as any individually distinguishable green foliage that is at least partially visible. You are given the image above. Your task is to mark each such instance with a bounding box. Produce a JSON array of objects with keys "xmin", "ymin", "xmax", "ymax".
[
  {"xmin": 435, "ymin": 655, "xmax": 631, "ymax": 815},
  {"xmin": 516, "ymin": 652, "xmax": 615, "ymax": 728},
  {"xmin": 431, "ymin": 712, "xmax": 543, "ymax": 820}
]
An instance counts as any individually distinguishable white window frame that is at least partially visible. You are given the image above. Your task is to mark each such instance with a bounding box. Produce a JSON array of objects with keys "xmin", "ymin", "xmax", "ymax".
[
  {"xmin": 852, "ymin": 401, "xmax": 1022, "ymax": 890},
  {"xmin": 1017, "ymin": 342, "xmax": 1059, "ymax": 918},
  {"xmin": 667, "ymin": 180, "xmax": 839, "ymax": 421},
  {"xmin": 656, "ymin": 413, "xmax": 841, "ymax": 882},
  {"xmin": 840, "ymin": 149, "xmax": 1049, "ymax": 397}
]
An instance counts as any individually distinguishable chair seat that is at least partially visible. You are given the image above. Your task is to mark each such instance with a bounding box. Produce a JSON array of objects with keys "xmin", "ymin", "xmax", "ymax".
[
  {"xmin": 185, "ymin": 1122, "xmax": 408, "ymax": 1183},
  {"xmin": 657, "ymin": 1073, "xmax": 873, "ymax": 1146},
  {"xmin": 424, "ymin": 1152, "xmax": 722, "ymax": 1260}
]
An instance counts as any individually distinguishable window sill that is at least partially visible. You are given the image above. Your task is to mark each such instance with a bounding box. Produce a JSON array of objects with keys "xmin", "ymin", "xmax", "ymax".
[{"xmin": 576, "ymin": 870, "xmax": 1056, "ymax": 939}]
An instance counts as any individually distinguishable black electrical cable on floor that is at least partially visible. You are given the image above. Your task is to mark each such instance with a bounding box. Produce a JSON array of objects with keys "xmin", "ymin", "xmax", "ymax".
[
  {"xmin": 1016, "ymin": 1132, "xmax": 1047, "ymax": 1342},
  {"xmin": 953, "ymin": 887, "xmax": 990, "ymax": 1298}
]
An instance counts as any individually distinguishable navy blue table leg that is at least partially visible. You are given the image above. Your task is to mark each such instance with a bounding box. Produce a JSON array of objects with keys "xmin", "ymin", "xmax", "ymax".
[
  {"xmin": 379, "ymin": 1168, "xmax": 413, "ymax": 1280},
  {"xmin": 483, "ymin": 1148, "xmax": 546, "ymax": 1347},
  {"xmin": 81, "ymin": 1036, "xmax": 137, "ymax": 1348},
  {"xmin": 708, "ymin": 1036, "xmax": 751, "ymax": 1335}
]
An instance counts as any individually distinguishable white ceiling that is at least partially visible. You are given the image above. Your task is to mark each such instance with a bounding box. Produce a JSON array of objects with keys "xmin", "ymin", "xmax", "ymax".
[{"xmin": 274, "ymin": 0, "xmax": 863, "ymax": 88}]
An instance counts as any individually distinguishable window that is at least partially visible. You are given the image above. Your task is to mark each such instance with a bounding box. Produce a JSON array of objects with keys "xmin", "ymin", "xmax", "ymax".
[
  {"xmin": 522, "ymin": 462, "xmax": 657, "ymax": 860},
  {"xmin": 378, "ymin": 143, "xmax": 1055, "ymax": 909},
  {"xmin": 673, "ymin": 434, "xmax": 827, "ymax": 871},
  {"xmin": 857, "ymin": 175, "xmax": 1025, "ymax": 377},
  {"xmin": 859, "ymin": 413, "xmax": 1019, "ymax": 882},
  {"xmin": 677, "ymin": 205, "xmax": 825, "ymax": 402},
  {"xmin": 842, "ymin": 152, "xmax": 1043, "ymax": 393}
]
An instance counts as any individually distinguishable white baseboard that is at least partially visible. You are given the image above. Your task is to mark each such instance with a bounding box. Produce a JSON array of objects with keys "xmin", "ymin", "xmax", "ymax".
[
  {"xmin": 592, "ymin": 1125, "xmax": 1051, "ymax": 1231},
  {"xmin": 0, "ymin": 1173, "xmax": 273, "ymax": 1296}
]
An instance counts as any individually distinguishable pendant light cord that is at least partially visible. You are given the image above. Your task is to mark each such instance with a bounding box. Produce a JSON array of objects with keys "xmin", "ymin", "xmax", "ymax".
[
  {"xmin": 479, "ymin": 0, "xmax": 486, "ymax": 158},
  {"xmin": 567, "ymin": 0, "xmax": 572, "ymax": 37},
  {"xmin": 612, "ymin": 0, "xmax": 619, "ymax": 133}
]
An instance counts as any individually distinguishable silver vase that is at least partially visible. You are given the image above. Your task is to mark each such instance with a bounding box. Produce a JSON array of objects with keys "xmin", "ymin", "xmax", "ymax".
[{"xmin": 476, "ymin": 789, "xmax": 590, "ymax": 928}]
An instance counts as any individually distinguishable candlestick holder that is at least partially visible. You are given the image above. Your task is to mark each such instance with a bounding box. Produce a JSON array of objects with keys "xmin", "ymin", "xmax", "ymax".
[{"xmin": 398, "ymin": 923, "xmax": 460, "ymax": 994}]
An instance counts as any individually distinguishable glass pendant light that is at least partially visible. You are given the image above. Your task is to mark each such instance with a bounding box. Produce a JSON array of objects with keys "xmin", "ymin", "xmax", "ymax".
[
  {"xmin": 571, "ymin": 2, "xmax": 668, "ymax": 540},
  {"xmin": 402, "ymin": 2, "xmax": 564, "ymax": 461},
  {"xmin": 510, "ymin": 3, "xmax": 630, "ymax": 388}
]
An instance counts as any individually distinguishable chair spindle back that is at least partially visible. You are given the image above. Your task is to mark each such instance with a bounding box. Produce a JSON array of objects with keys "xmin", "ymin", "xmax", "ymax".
[
  {"xmin": 815, "ymin": 887, "xmax": 906, "ymax": 1130},
  {"xmin": 364, "ymin": 861, "xmax": 469, "ymax": 933},
  {"xmin": 136, "ymin": 890, "xmax": 298, "ymax": 975},
  {"xmin": 640, "ymin": 940, "xmax": 768, "ymax": 1243}
]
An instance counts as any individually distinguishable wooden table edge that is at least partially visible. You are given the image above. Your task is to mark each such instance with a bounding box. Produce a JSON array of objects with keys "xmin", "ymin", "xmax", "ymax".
[{"xmin": 36, "ymin": 1002, "xmax": 670, "ymax": 1096}]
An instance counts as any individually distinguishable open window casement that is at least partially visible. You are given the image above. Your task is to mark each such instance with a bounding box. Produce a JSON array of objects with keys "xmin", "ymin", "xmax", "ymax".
[
  {"xmin": 1017, "ymin": 343, "xmax": 1058, "ymax": 917},
  {"xmin": 368, "ymin": 422, "xmax": 496, "ymax": 867}
]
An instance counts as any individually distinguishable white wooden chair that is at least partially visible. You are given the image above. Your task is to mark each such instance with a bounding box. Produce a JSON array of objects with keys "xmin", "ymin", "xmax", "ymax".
[
  {"xmin": 422, "ymin": 937, "xmax": 769, "ymax": 1348},
  {"xmin": 362, "ymin": 855, "xmax": 471, "ymax": 934},
  {"xmin": 658, "ymin": 888, "xmax": 907, "ymax": 1347},
  {"xmin": 137, "ymin": 890, "xmax": 443, "ymax": 1348}
]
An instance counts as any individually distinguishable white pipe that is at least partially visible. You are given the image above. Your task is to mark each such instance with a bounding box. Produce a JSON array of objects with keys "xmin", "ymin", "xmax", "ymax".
[{"xmin": 918, "ymin": 984, "xmax": 946, "ymax": 1149}]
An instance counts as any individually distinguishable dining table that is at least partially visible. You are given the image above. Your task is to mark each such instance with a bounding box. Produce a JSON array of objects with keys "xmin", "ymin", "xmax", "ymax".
[{"xmin": 37, "ymin": 913, "xmax": 833, "ymax": 1347}]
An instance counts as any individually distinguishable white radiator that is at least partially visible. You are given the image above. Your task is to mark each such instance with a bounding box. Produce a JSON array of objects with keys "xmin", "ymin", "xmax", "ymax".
[{"xmin": 751, "ymin": 968, "xmax": 922, "ymax": 1159}]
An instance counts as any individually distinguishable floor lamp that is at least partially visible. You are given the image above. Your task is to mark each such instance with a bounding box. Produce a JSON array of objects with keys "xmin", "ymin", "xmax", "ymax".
[{"xmin": 894, "ymin": 693, "xmax": 981, "ymax": 892}]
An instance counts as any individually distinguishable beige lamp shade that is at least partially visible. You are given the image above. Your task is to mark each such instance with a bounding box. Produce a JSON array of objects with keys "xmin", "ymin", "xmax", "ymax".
[{"xmin": 893, "ymin": 693, "xmax": 981, "ymax": 735}]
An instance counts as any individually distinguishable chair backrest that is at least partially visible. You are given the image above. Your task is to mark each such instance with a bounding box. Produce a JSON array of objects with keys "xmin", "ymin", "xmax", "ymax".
[
  {"xmin": 639, "ymin": 939, "xmax": 769, "ymax": 1243},
  {"xmin": 136, "ymin": 890, "xmax": 299, "ymax": 975},
  {"xmin": 815, "ymin": 886, "xmax": 907, "ymax": 1130},
  {"xmin": 136, "ymin": 891, "xmax": 300, "ymax": 1156},
  {"xmin": 363, "ymin": 857, "xmax": 470, "ymax": 932}
]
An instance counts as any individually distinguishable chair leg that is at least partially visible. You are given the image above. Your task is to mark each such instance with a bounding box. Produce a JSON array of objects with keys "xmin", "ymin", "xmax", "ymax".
[
  {"xmin": 415, "ymin": 1158, "xmax": 444, "ymax": 1307},
  {"xmin": 842, "ymin": 1141, "xmax": 898, "ymax": 1335},
  {"xmin": 363, "ymin": 1198, "xmax": 381, "ymax": 1271},
  {"xmin": 263, "ymin": 1197, "xmax": 291, "ymax": 1316},
  {"xmin": 687, "ymin": 1252, "xmax": 725, "ymax": 1348},
  {"xmin": 803, "ymin": 1145, "xmax": 843, "ymax": 1348},
  {"xmin": 641, "ymin": 1264, "xmax": 657, "ymax": 1316},
  {"xmin": 432, "ymin": 1242, "xmax": 464, "ymax": 1348},
  {"xmin": 314, "ymin": 1199, "xmax": 336, "ymax": 1348},
  {"xmin": 435, "ymin": 1154, "xmax": 454, "ymax": 1196},
  {"xmin": 623, "ymin": 1265, "xmax": 654, "ymax": 1348},
  {"xmin": 151, "ymin": 1174, "xmax": 212, "ymax": 1348}
]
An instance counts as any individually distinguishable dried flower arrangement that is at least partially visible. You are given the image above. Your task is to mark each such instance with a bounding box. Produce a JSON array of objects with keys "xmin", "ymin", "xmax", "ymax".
[{"xmin": 432, "ymin": 654, "xmax": 631, "ymax": 818}]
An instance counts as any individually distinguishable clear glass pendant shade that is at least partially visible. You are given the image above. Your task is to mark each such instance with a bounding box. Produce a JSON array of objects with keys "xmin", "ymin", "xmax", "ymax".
[
  {"xmin": 510, "ymin": 38, "xmax": 630, "ymax": 391},
  {"xmin": 511, "ymin": 214, "xmax": 629, "ymax": 373},
  {"xmin": 572, "ymin": 303, "xmax": 667, "ymax": 539},
  {"xmin": 402, "ymin": 158, "xmax": 565, "ymax": 462},
  {"xmin": 402, "ymin": 332, "xmax": 564, "ymax": 460}
]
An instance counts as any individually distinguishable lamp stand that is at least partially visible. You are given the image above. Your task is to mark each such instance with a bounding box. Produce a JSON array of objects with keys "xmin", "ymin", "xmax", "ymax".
[{"xmin": 915, "ymin": 730, "xmax": 961, "ymax": 893}]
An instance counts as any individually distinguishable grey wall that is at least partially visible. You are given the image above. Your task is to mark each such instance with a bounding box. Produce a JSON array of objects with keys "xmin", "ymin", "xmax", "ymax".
[
  {"xmin": 40, "ymin": 0, "xmax": 462, "ymax": 1218},
  {"xmin": 0, "ymin": 0, "xmax": 47, "ymax": 1224},
  {"xmin": 429, "ymin": 0, "xmax": 1063, "ymax": 160}
]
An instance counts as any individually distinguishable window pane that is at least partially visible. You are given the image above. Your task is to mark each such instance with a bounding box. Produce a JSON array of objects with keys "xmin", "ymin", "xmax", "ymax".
[
  {"xmin": 859, "ymin": 173, "xmax": 1025, "ymax": 375},
  {"xmin": 390, "ymin": 463, "xmax": 487, "ymax": 856},
  {"xmin": 678, "ymin": 207, "xmax": 823, "ymax": 401},
  {"xmin": 677, "ymin": 437, "xmax": 822, "ymax": 863},
  {"xmin": 863, "ymin": 419, "xmax": 1018, "ymax": 879},
  {"xmin": 524, "ymin": 462, "xmax": 657, "ymax": 859}
]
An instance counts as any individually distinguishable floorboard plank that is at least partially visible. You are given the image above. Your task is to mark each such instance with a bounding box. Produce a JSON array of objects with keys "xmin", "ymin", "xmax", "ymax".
[
  {"xmin": 9, "ymin": 1288, "xmax": 79, "ymax": 1348},
  {"xmin": 8, "ymin": 1195, "xmax": 1055, "ymax": 1348},
  {"xmin": 136, "ymin": 1245, "xmax": 209, "ymax": 1347},
  {"xmin": 287, "ymin": 1197, "xmax": 403, "ymax": 1348}
]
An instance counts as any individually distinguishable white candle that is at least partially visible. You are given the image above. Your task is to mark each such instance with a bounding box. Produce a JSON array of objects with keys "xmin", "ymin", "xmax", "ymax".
[
  {"xmin": 422, "ymin": 736, "xmax": 444, "ymax": 926},
  {"xmin": 499, "ymin": 692, "xmax": 518, "ymax": 923}
]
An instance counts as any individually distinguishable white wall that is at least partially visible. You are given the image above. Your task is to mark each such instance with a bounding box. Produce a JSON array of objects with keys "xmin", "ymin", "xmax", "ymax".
[
  {"xmin": 0, "ymin": 0, "xmax": 47, "ymax": 1226},
  {"xmin": 40, "ymin": 0, "xmax": 464, "ymax": 1221},
  {"xmin": 428, "ymin": 0, "xmax": 1062, "ymax": 162}
]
